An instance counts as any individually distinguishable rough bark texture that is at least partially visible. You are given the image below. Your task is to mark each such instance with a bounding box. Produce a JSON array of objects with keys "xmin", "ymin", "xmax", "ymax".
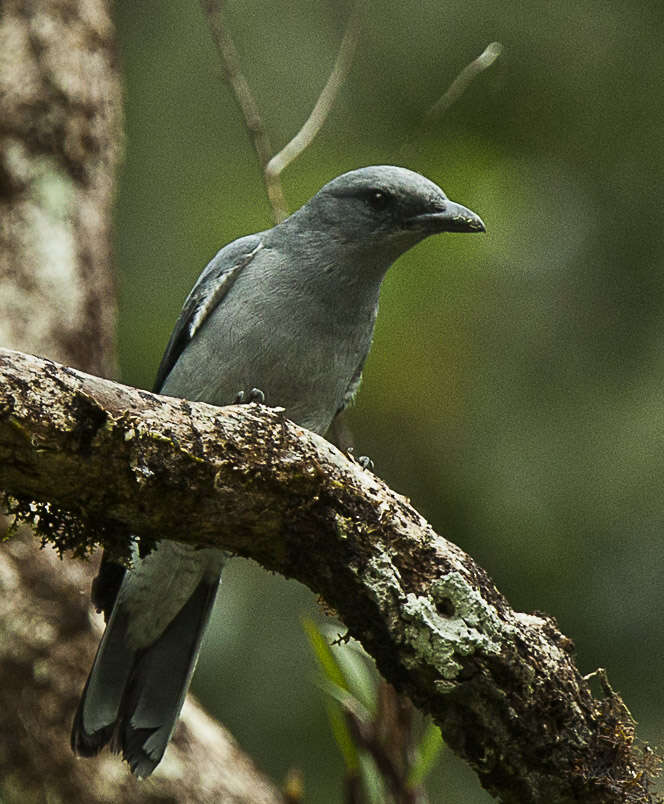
[
  {"xmin": 0, "ymin": 520, "xmax": 284, "ymax": 804},
  {"xmin": 0, "ymin": 2, "xmax": 282, "ymax": 801},
  {"xmin": 1, "ymin": 348, "xmax": 660, "ymax": 804},
  {"xmin": 0, "ymin": 0, "xmax": 119, "ymax": 377}
]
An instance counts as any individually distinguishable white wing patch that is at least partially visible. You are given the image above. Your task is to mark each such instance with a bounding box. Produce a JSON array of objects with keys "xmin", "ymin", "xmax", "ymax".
[{"xmin": 187, "ymin": 241, "xmax": 263, "ymax": 340}]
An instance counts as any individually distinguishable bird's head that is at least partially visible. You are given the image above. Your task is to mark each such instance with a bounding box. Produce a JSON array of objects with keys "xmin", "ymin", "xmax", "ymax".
[{"xmin": 288, "ymin": 165, "xmax": 484, "ymax": 258}]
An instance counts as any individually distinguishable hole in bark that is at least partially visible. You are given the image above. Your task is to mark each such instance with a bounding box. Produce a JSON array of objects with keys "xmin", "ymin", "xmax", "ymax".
[{"xmin": 436, "ymin": 597, "xmax": 455, "ymax": 617}]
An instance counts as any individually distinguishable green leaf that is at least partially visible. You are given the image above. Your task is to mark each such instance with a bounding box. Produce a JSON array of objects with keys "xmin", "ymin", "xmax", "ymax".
[
  {"xmin": 329, "ymin": 634, "xmax": 378, "ymax": 715},
  {"xmin": 407, "ymin": 721, "xmax": 444, "ymax": 788},
  {"xmin": 316, "ymin": 675, "xmax": 371, "ymax": 724},
  {"xmin": 325, "ymin": 700, "xmax": 360, "ymax": 772},
  {"xmin": 358, "ymin": 751, "xmax": 386, "ymax": 803},
  {"xmin": 302, "ymin": 618, "xmax": 349, "ymax": 691},
  {"xmin": 303, "ymin": 618, "xmax": 359, "ymax": 771}
]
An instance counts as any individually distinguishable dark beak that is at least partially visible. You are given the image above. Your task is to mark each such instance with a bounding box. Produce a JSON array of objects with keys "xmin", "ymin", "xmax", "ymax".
[{"xmin": 408, "ymin": 200, "xmax": 486, "ymax": 234}]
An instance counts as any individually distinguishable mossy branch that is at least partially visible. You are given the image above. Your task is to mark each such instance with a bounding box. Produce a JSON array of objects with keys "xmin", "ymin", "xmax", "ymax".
[{"xmin": 0, "ymin": 347, "xmax": 660, "ymax": 804}]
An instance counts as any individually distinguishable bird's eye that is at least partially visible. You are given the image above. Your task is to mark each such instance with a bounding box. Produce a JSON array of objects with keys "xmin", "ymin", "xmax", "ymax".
[{"xmin": 366, "ymin": 190, "xmax": 391, "ymax": 211}]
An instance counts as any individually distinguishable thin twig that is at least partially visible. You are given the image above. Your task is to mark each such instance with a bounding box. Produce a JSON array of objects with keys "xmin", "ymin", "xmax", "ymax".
[
  {"xmin": 200, "ymin": 0, "xmax": 288, "ymax": 220},
  {"xmin": 425, "ymin": 41, "xmax": 502, "ymax": 123},
  {"xmin": 201, "ymin": 0, "xmax": 364, "ymax": 224},
  {"xmin": 264, "ymin": 1, "xmax": 364, "ymax": 219},
  {"xmin": 401, "ymin": 41, "xmax": 502, "ymax": 156}
]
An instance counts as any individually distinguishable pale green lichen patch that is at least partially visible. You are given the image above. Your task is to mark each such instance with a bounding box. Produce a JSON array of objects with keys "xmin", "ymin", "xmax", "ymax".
[
  {"xmin": 400, "ymin": 572, "xmax": 512, "ymax": 683},
  {"xmin": 354, "ymin": 544, "xmax": 403, "ymax": 599},
  {"xmin": 348, "ymin": 545, "xmax": 407, "ymax": 639},
  {"xmin": 402, "ymin": 594, "xmax": 464, "ymax": 679},
  {"xmin": 431, "ymin": 572, "xmax": 510, "ymax": 641},
  {"xmin": 349, "ymin": 551, "xmax": 510, "ymax": 686}
]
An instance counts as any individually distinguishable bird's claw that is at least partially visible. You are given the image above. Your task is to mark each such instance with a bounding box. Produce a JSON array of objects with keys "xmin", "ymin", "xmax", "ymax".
[
  {"xmin": 346, "ymin": 447, "xmax": 374, "ymax": 471},
  {"xmin": 235, "ymin": 387, "xmax": 265, "ymax": 405}
]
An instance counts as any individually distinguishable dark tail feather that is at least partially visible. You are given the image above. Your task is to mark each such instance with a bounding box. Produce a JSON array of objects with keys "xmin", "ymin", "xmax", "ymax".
[
  {"xmin": 71, "ymin": 688, "xmax": 116, "ymax": 758},
  {"xmin": 115, "ymin": 575, "xmax": 220, "ymax": 776},
  {"xmin": 72, "ymin": 576, "xmax": 220, "ymax": 777},
  {"xmin": 71, "ymin": 607, "xmax": 135, "ymax": 757}
]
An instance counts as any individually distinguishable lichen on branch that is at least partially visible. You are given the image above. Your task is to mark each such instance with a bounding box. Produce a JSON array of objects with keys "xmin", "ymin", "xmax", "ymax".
[{"xmin": 0, "ymin": 346, "xmax": 660, "ymax": 804}]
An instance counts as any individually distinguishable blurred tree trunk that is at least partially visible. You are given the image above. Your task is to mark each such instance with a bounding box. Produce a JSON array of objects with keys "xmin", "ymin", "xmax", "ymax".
[{"xmin": 0, "ymin": 2, "xmax": 281, "ymax": 801}]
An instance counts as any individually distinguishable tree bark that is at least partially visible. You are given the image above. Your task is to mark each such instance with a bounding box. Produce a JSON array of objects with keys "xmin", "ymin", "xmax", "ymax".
[
  {"xmin": 1, "ymin": 347, "xmax": 660, "ymax": 804},
  {"xmin": 0, "ymin": 1, "xmax": 281, "ymax": 801}
]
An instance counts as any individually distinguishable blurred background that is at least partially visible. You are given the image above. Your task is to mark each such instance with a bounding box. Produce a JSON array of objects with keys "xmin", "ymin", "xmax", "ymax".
[{"xmin": 113, "ymin": 1, "xmax": 664, "ymax": 800}]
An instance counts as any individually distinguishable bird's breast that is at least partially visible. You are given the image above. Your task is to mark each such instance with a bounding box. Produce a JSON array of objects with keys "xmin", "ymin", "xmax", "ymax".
[{"xmin": 162, "ymin": 256, "xmax": 380, "ymax": 436}]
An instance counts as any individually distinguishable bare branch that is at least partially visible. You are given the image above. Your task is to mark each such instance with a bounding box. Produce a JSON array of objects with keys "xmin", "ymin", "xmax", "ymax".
[
  {"xmin": 1, "ymin": 347, "xmax": 660, "ymax": 804},
  {"xmin": 401, "ymin": 41, "xmax": 502, "ymax": 156},
  {"xmin": 201, "ymin": 0, "xmax": 363, "ymax": 224},
  {"xmin": 264, "ymin": 1, "xmax": 364, "ymax": 213},
  {"xmin": 200, "ymin": 0, "xmax": 288, "ymax": 220},
  {"xmin": 424, "ymin": 41, "xmax": 502, "ymax": 124}
]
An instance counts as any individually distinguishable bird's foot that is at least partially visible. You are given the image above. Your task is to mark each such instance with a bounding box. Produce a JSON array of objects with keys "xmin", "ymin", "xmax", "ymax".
[
  {"xmin": 346, "ymin": 447, "xmax": 374, "ymax": 471},
  {"xmin": 234, "ymin": 387, "xmax": 265, "ymax": 405},
  {"xmin": 357, "ymin": 455, "xmax": 374, "ymax": 471}
]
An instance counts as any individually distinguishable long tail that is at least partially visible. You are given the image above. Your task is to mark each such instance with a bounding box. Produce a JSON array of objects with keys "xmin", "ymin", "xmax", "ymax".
[{"xmin": 71, "ymin": 573, "xmax": 220, "ymax": 777}]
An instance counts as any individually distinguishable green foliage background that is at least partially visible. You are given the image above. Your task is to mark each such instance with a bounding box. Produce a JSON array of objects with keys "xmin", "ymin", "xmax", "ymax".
[{"xmin": 113, "ymin": 1, "xmax": 664, "ymax": 800}]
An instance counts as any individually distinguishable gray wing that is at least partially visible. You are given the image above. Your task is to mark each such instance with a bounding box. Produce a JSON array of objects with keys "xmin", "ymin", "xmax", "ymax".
[
  {"xmin": 92, "ymin": 234, "xmax": 263, "ymax": 628},
  {"xmin": 153, "ymin": 233, "xmax": 264, "ymax": 392}
]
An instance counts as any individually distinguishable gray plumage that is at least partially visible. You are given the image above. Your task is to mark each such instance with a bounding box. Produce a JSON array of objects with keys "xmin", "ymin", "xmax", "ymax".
[{"xmin": 71, "ymin": 165, "xmax": 484, "ymax": 776}]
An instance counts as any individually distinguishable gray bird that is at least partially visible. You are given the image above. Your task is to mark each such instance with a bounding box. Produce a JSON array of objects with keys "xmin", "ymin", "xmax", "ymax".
[{"xmin": 71, "ymin": 165, "xmax": 484, "ymax": 777}]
